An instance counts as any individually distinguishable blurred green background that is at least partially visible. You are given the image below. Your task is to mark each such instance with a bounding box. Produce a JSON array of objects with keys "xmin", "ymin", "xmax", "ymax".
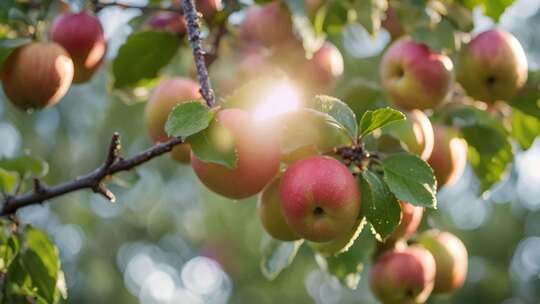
[{"xmin": 1, "ymin": 0, "xmax": 540, "ymax": 303}]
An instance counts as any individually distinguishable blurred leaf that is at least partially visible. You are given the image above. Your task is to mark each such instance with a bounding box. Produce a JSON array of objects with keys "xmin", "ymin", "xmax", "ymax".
[
  {"xmin": 359, "ymin": 107, "xmax": 405, "ymax": 137},
  {"xmin": 462, "ymin": 125, "xmax": 512, "ymax": 192},
  {"xmin": 352, "ymin": 0, "xmax": 388, "ymax": 35},
  {"xmin": 260, "ymin": 236, "xmax": 304, "ymax": 280},
  {"xmin": 311, "ymin": 95, "xmax": 358, "ymax": 138},
  {"xmin": 444, "ymin": 105, "xmax": 507, "ymax": 134},
  {"xmin": 0, "ymin": 38, "xmax": 31, "ymax": 70},
  {"xmin": 0, "ymin": 168, "xmax": 18, "ymax": 193},
  {"xmin": 510, "ymin": 70, "xmax": 540, "ymax": 120},
  {"xmin": 437, "ymin": 1, "xmax": 474, "ymax": 32},
  {"xmin": 112, "ymin": 31, "xmax": 180, "ymax": 88},
  {"xmin": 284, "ymin": 0, "xmax": 325, "ymax": 55},
  {"xmin": 457, "ymin": 0, "xmax": 514, "ymax": 21},
  {"xmin": 382, "ymin": 153, "xmax": 437, "ymax": 208},
  {"xmin": 359, "ymin": 171, "xmax": 401, "ymax": 240},
  {"xmin": 374, "ymin": 134, "xmax": 408, "ymax": 154},
  {"xmin": 510, "ymin": 108, "xmax": 540, "ymax": 150},
  {"xmin": 320, "ymin": 1, "xmax": 350, "ymax": 34},
  {"xmin": 165, "ymin": 101, "xmax": 213, "ymax": 138},
  {"xmin": 189, "ymin": 119, "xmax": 237, "ymax": 169},
  {"xmin": 410, "ymin": 18, "xmax": 456, "ymax": 52},
  {"xmin": 0, "ymin": 155, "xmax": 49, "ymax": 178},
  {"xmin": 0, "ymin": 232, "xmax": 19, "ymax": 272},
  {"xmin": 338, "ymin": 77, "xmax": 386, "ymax": 118}
]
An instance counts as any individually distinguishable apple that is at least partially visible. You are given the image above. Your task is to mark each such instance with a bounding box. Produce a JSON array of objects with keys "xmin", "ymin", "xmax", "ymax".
[
  {"xmin": 240, "ymin": 2, "xmax": 295, "ymax": 48},
  {"xmin": 427, "ymin": 124, "xmax": 468, "ymax": 188},
  {"xmin": 196, "ymin": 0, "xmax": 222, "ymax": 19},
  {"xmin": 456, "ymin": 29, "xmax": 528, "ymax": 102},
  {"xmin": 279, "ymin": 156, "xmax": 360, "ymax": 242},
  {"xmin": 1, "ymin": 42, "xmax": 74, "ymax": 111},
  {"xmin": 145, "ymin": 78, "xmax": 202, "ymax": 163},
  {"xmin": 382, "ymin": 6, "xmax": 405, "ymax": 40},
  {"xmin": 380, "ymin": 38, "xmax": 454, "ymax": 110},
  {"xmin": 301, "ymin": 41, "xmax": 344, "ymax": 92},
  {"xmin": 50, "ymin": 11, "xmax": 106, "ymax": 83},
  {"xmin": 382, "ymin": 109, "xmax": 434, "ymax": 160},
  {"xmin": 418, "ymin": 230, "xmax": 468, "ymax": 293},
  {"xmin": 369, "ymin": 245, "xmax": 436, "ymax": 304},
  {"xmin": 144, "ymin": 11, "xmax": 186, "ymax": 34},
  {"xmin": 257, "ymin": 177, "xmax": 300, "ymax": 241},
  {"xmin": 389, "ymin": 201, "xmax": 424, "ymax": 241},
  {"xmin": 310, "ymin": 219, "xmax": 364, "ymax": 256},
  {"xmin": 191, "ymin": 108, "xmax": 281, "ymax": 199}
]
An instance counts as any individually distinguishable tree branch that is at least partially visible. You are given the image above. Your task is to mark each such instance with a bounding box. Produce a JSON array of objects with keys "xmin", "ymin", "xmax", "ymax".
[{"xmin": 182, "ymin": 0, "xmax": 216, "ymax": 107}]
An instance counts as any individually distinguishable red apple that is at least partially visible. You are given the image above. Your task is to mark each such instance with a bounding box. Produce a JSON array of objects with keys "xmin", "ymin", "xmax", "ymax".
[
  {"xmin": 418, "ymin": 230, "xmax": 468, "ymax": 293},
  {"xmin": 240, "ymin": 2, "xmax": 295, "ymax": 48},
  {"xmin": 382, "ymin": 109, "xmax": 434, "ymax": 160},
  {"xmin": 196, "ymin": 0, "xmax": 222, "ymax": 19},
  {"xmin": 389, "ymin": 201, "xmax": 424, "ymax": 241},
  {"xmin": 382, "ymin": 6, "xmax": 405, "ymax": 40},
  {"xmin": 191, "ymin": 109, "xmax": 281, "ymax": 199},
  {"xmin": 51, "ymin": 11, "xmax": 106, "ymax": 83},
  {"xmin": 427, "ymin": 124, "xmax": 468, "ymax": 188},
  {"xmin": 144, "ymin": 11, "xmax": 186, "ymax": 34},
  {"xmin": 370, "ymin": 245, "xmax": 436, "ymax": 304},
  {"xmin": 302, "ymin": 41, "xmax": 344, "ymax": 92},
  {"xmin": 1, "ymin": 42, "xmax": 74, "ymax": 110},
  {"xmin": 380, "ymin": 38, "xmax": 454, "ymax": 110},
  {"xmin": 280, "ymin": 156, "xmax": 360, "ymax": 242},
  {"xmin": 145, "ymin": 78, "xmax": 202, "ymax": 163},
  {"xmin": 456, "ymin": 29, "xmax": 528, "ymax": 102}
]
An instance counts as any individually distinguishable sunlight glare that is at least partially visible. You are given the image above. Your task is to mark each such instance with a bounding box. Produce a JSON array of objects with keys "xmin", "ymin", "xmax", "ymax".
[{"xmin": 253, "ymin": 82, "xmax": 302, "ymax": 122}]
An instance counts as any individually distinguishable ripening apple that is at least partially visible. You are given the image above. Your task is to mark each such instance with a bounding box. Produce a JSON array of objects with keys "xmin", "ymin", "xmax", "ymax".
[
  {"xmin": 50, "ymin": 11, "xmax": 106, "ymax": 83},
  {"xmin": 382, "ymin": 6, "xmax": 405, "ymax": 40},
  {"xmin": 144, "ymin": 11, "xmax": 186, "ymax": 34},
  {"xmin": 456, "ymin": 29, "xmax": 528, "ymax": 103},
  {"xmin": 191, "ymin": 108, "xmax": 281, "ymax": 199},
  {"xmin": 369, "ymin": 245, "xmax": 436, "ymax": 304},
  {"xmin": 301, "ymin": 41, "xmax": 344, "ymax": 92},
  {"xmin": 145, "ymin": 78, "xmax": 202, "ymax": 163},
  {"xmin": 427, "ymin": 124, "xmax": 468, "ymax": 188},
  {"xmin": 382, "ymin": 109, "xmax": 434, "ymax": 160},
  {"xmin": 388, "ymin": 201, "xmax": 424, "ymax": 242},
  {"xmin": 196, "ymin": 0, "xmax": 222, "ymax": 19},
  {"xmin": 380, "ymin": 38, "xmax": 454, "ymax": 110},
  {"xmin": 280, "ymin": 156, "xmax": 360, "ymax": 242},
  {"xmin": 1, "ymin": 42, "xmax": 74, "ymax": 111},
  {"xmin": 240, "ymin": 2, "xmax": 295, "ymax": 48},
  {"xmin": 418, "ymin": 230, "xmax": 468, "ymax": 293},
  {"xmin": 257, "ymin": 177, "xmax": 300, "ymax": 241}
]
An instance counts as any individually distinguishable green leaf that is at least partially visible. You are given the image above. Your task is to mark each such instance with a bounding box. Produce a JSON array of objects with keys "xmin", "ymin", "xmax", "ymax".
[
  {"xmin": 510, "ymin": 70, "xmax": 540, "ymax": 120},
  {"xmin": 165, "ymin": 102, "xmax": 213, "ymax": 138},
  {"xmin": 310, "ymin": 219, "xmax": 366, "ymax": 257},
  {"xmin": 438, "ymin": 2, "xmax": 474, "ymax": 32},
  {"xmin": 284, "ymin": 0, "xmax": 325, "ymax": 55},
  {"xmin": 457, "ymin": 0, "xmax": 514, "ymax": 21},
  {"xmin": 462, "ymin": 125, "xmax": 512, "ymax": 192},
  {"xmin": 445, "ymin": 105, "xmax": 507, "ymax": 134},
  {"xmin": 189, "ymin": 119, "xmax": 237, "ymax": 169},
  {"xmin": 510, "ymin": 108, "xmax": 540, "ymax": 150},
  {"xmin": 0, "ymin": 38, "xmax": 32, "ymax": 70},
  {"xmin": 359, "ymin": 171, "xmax": 401, "ymax": 240},
  {"xmin": 352, "ymin": 0, "xmax": 388, "ymax": 35},
  {"xmin": 359, "ymin": 107, "xmax": 405, "ymax": 137},
  {"xmin": 382, "ymin": 153, "xmax": 437, "ymax": 208},
  {"xmin": 112, "ymin": 31, "xmax": 180, "ymax": 88},
  {"xmin": 260, "ymin": 236, "xmax": 304, "ymax": 280},
  {"xmin": 410, "ymin": 18, "xmax": 456, "ymax": 52},
  {"xmin": 0, "ymin": 155, "xmax": 49, "ymax": 178},
  {"xmin": 0, "ymin": 168, "xmax": 18, "ymax": 193},
  {"xmin": 311, "ymin": 95, "xmax": 358, "ymax": 138}
]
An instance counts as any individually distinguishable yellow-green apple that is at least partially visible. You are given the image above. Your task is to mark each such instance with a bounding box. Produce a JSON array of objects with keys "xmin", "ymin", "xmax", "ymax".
[
  {"xmin": 369, "ymin": 245, "xmax": 436, "ymax": 304},
  {"xmin": 257, "ymin": 177, "xmax": 300, "ymax": 241},
  {"xmin": 380, "ymin": 38, "xmax": 454, "ymax": 110},
  {"xmin": 388, "ymin": 201, "xmax": 424, "ymax": 242},
  {"xmin": 144, "ymin": 11, "xmax": 186, "ymax": 34},
  {"xmin": 1, "ymin": 42, "xmax": 74, "ymax": 110},
  {"xmin": 279, "ymin": 156, "xmax": 360, "ymax": 242},
  {"xmin": 301, "ymin": 41, "xmax": 344, "ymax": 92},
  {"xmin": 427, "ymin": 124, "xmax": 467, "ymax": 187},
  {"xmin": 382, "ymin": 109, "xmax": 434, "ymax": 160},
  {"xmin": 456, "ymin": 29, "xmax": 528, "ymax": 102},
  {"xmin": 417, "ymin": 230, "xmax": 468, "ymax": 293},
  {"xmin": 191, "ymin": 108, "xmax": 281, "ymax": 199},
  {"xmin": 50, "ymin": 11, "xmax": 106, "ymax": 83},
  {"xmin": 145, "ymin": 78, "xmax": 202, "ymax": 163}
]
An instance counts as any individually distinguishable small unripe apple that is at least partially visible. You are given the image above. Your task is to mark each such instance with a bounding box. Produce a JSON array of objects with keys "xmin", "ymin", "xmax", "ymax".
[
  {"xmin": 280, "ymin": 156, "xmax": 360, "ymax": 242},
  {"xmin": 369, "ymin": 245, "xmax": 436, "ymax": 304},
  {"xmin": 382, "ymin": 6, "xmax": 405, "ymax": 40},
  {"xmin": 417, "ymin": 230, "xmax": 468, "ymax": 293},
  {"xmin": 191, "ymin": 109, "xmax": 281, "ymax": 199},
  {"xmin": 145, "ymin": 78, "xmax": 202, "ymax": 163},
  {"xmin": 302, "ymin": 41, "xmax": 344, "ymax": 92},
  {"xmin": 144, "ymin": 12, "xmax": 186, "ymax": 34},
  {"xmin": 380, "ymin": 38, "xmax": 454, "ymax": 110},
  {"xmin": 382, "ymin": 109, "xmax": 434, "ymax": 160},
  {"xmin": 389, "ymin": 201, "xmax": 424, "ymax": 241},
  {"xmin": 257, "ymin": 177, "xmax": 300, "ymax": 241},
  {"xmin": 456, "ymin": 29, "xmax": 528, "ymax": 102},
  {"xmin": 50, "ymin": 11, "xmax": 106, "ymax": 83},
  {"xmin": 240, "ymin": 2, "xmax": 295, "ymax": 48},
  {"xmin": 427, "ymin": 124, "xmax": 467, "ymax": 188},
  {"xmin": 1, "ymin": 42, "xmax": 74, "ymax": 110}
]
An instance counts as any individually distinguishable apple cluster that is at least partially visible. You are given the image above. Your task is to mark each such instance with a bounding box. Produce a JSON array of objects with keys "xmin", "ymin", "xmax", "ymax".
[{"xmin": 1, "ymin": 11, "xmax": 106, "ymax": 111}]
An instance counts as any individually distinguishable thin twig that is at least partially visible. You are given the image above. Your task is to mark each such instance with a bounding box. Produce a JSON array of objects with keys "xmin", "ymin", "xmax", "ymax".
[{"xmin": 182, "ymin": 0, "xmax": 216, "ymax": 107}]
